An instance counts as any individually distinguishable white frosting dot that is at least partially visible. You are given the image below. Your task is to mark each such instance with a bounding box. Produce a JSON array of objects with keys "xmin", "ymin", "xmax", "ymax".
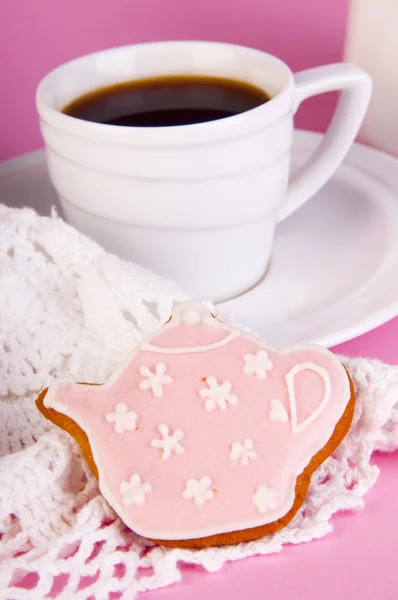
[{"xmin": 181, "ymin": 308, "xmax": 201, "ymax": 325}]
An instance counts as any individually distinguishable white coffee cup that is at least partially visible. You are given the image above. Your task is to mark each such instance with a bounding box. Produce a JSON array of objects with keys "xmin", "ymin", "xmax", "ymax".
[{"xmin": 36, "ymin": 41, "xmax": 371, "ymax": 301}]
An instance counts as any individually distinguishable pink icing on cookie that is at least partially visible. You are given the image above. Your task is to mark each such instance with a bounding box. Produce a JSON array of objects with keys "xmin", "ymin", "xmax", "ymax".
[{"xmin": 43, "ymin": 302, "xmax": 351, "ymax": 541}]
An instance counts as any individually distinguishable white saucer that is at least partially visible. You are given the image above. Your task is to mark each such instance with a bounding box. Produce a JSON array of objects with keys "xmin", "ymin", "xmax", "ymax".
[
  {"xmin": 219, "ymin": 131, "xmax": 398, "ymax": 346},
  {"xmin": 2, "ymin": 130, "xmax": 398, "ymax": 347}
]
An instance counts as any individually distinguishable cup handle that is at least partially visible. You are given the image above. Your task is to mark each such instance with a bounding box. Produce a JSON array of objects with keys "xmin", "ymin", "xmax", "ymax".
[{"xmin": 277, "ymin": 63, "xmax": 372, "ymax": 223}]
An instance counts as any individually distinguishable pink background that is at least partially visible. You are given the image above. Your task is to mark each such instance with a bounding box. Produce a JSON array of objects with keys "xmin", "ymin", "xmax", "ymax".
[
  {"xmin": 2, "ymin": 1, "xmax": 398, "ymax": 598},
  {"xmin": 0, "ymin": 0, "xmax": 348, "ymax": 161}
]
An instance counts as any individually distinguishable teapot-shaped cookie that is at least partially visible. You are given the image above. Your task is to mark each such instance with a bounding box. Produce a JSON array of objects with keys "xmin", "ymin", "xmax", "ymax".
[{"xmin": 36, "ymin": 302, "xmax": 354, "ymax": 547}]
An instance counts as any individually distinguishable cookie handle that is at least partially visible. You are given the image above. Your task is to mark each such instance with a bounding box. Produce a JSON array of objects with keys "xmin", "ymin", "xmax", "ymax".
[{"xmin": 277, "ymin": 63, "xmax": 372, "ymax": 222}]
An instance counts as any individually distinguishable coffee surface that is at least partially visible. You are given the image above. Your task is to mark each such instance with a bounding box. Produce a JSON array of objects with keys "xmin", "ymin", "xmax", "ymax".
[{"xmin": 62, "ymin": 75, "xmax": 269, "ymax": 127}]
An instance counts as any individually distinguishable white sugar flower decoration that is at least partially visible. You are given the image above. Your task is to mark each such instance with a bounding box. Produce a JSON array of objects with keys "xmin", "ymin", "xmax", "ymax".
[
  {"xmin": 252, "ymin": 485, "xmax": 277, "ymax": 515},
  {"xmin": 243, "ymin": 350, "xmax": 273, "ymax": 380},
  {"xmin": 229, "ymin": 439, "xmax": 257, "ymax": 466},
  {"xmin": 139, "ymin": 362, "xmax": 173, "ymax": 398},
  {"xmin": 119, "ymin": 474, "xmax": 153, "ymax": 507},
  {"xmin": 150, "ymin": 424, "xmax": 185, "ymax": 460},
  {"xmin": 105, "ymin": 403, "xmax": 138, "ymax": 434},
  {"xmin": 199, "ymin": 376, "xmax": 239, "ymax": 411},
  {"xmin": 182, "ymin": 477, "xmax": 214, "ymax": 507}
]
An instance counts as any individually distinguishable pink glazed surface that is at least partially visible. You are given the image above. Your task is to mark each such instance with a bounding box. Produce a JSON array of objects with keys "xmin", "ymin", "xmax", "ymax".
[
  {"xmin": 2, "ymin": 0, "xmax": 398, "ymax": 596},
  {"xmin": 44, "ymin": 303, "xmax": 351, "ymax": 540}
]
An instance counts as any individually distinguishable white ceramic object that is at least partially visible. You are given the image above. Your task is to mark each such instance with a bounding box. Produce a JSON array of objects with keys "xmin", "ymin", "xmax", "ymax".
[
  {"xmin": 36, "ymin": 41, "xmax": 372, "ymax": 301},
  {"xmin": 345, "ymin": 0, "xmax": 398, "ymax": 156},
  {"xmin": 2, "ymin": 130, "xmax": 398, "ymax": 347}
]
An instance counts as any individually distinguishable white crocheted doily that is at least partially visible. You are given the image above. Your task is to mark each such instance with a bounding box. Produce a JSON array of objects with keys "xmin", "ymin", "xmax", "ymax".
[{"xmin": 1, "ymin": 205, "xmax": 398, "ymax": 600}]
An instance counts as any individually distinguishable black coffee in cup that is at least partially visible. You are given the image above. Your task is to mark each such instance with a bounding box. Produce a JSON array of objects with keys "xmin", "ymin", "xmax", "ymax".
[{"xmin": 63, "ymin": 75, "xmax": 269, "ymax": 127}]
